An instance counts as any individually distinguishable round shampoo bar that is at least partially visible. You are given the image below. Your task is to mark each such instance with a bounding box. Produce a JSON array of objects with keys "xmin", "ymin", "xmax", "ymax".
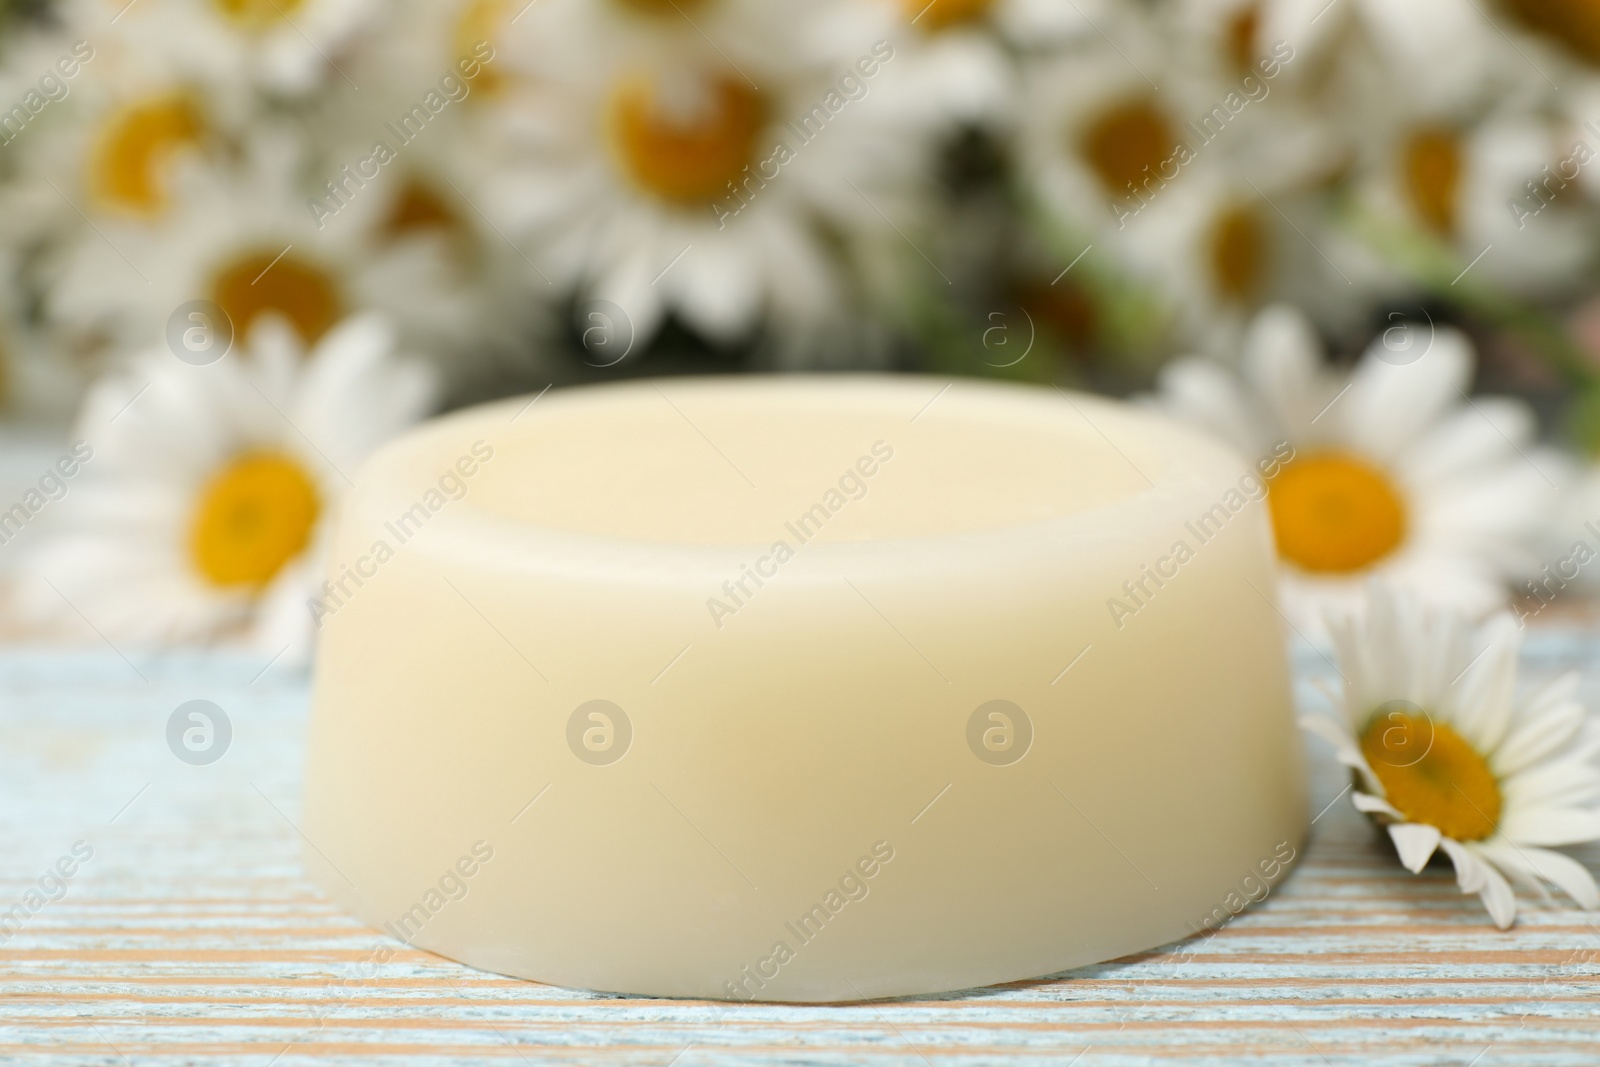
[{"xmin": 304, "ymin": 376, "xmax": 1306, "ymax": 1003}]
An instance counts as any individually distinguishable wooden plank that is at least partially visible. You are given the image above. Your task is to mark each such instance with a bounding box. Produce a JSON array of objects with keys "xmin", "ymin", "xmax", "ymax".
[{"xmin": 2, "ymin": 640, "xmax": 1598, "ymax": 1067}]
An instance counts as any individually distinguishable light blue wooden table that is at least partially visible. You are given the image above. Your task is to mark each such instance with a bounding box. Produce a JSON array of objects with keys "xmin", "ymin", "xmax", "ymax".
[{"xmin": 1, "ymin": 638, "xmax": 1597, "ymax": 1065}]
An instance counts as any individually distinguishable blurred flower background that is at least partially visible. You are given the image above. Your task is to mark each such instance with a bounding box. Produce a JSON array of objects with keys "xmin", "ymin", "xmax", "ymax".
[{"xmin": 5, "ymin": 0, "xmax": 1600, "ymax": 657}]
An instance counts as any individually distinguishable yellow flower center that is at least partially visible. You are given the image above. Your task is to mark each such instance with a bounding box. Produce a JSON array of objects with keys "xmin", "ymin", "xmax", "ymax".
[
  {"xmin": 1358, "ymin": 710, "xmax": 1502, "ymax": 841},
  {"xmin": 609, "ymin": 76, "xmax": 765, "ymax": 206},
  {"xmin": 1226, "ymin": 3, "xmax": 1261, "ymax": 72},
  {"xmin": 1403, "ymin": 128, "xmax": 1462, "ymax": 237},
  {"xmin": 211, "ymin": 0, "xmax": 307, "ymax": 31},
  {"xmin": 383, "ymin": 178, "xmax": 461, "ymax": 237},
  {"xmin": 455, "ymin": 0, "xmax": 507, "ymax": 96},
  {"xmin": 1502, "ymin": 0, "xmax": 1600, "ymax": 62},
  {"xmin": 904, "ymin": 0, "xmax": 995, "ymax": 31},
  {"xmin": 1208, "ymin": 204, "xmax": 1267, "ymax": 301},
  {"xmin": 1268, "ymin": 452, "xmax": 1407, "ymax": 573},
  {"xmin": 1079, "ymin": 98, "xmax": 1177, "ymax": 198},
  {"xmin": 208, "ymin": 250, "xmax": 343, "ymax": 346},
  {"xmin": 89, "ymin": 95, "xmax": 203, "ymax": 217},
  {"xmin": 616, "ymin": 0, "xmax": 712, "ymax": 14},
  {"xmin": 190, "ymin": 453, "xmax": 320, "ymax": 589}
]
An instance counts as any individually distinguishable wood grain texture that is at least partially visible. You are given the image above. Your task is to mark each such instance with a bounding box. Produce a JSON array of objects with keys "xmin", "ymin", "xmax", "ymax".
[{"xmin": 2, "ymin": 639, "xmax": 1598, "ymax": 1066}]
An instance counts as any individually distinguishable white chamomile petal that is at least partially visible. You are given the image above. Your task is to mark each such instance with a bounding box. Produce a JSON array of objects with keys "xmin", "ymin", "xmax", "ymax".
[
  {"xmin": 1518, "ymin": 847, "xmax": 1600, "ymax": 911},
  {"xmin": 1310, "ymin": 675, "xmax": 1342, "ymax": 713},
  {"xmin": 1416, "ymin": 610, "xmax": 1470, "ymax": 714},
  {"xmin": 1499, "ymin": 808, "xmax": 1600, "ymax": 848},
  {"xmin": 1472, "ymin": 840, "xmax": 1555, "ymax": 904},
  {"xmin": 1327, "ymin": 613, "xmax": 1376, "ymax": 716},
  {"xmin": 1503, "ymin": 761, "xmax": 1600, "ymax": 811},
  {"xmin": 1401, "ymin": 400, "xmax": 1537, "ymax": 485},
  {"xmin": 1460, "ymin": 844, "xmax": 1519, "ymax": 930},
  {"xmin": 1338, "ymin": 331, "xmax": 1471, "ymax": 463},
  {"xmin": 1387, "ymin": 823, "xmax": 1442, "ymax": 872},
  {"xmin": 1493, "ymin": 701, "xmax": 1588, "ymax": 780},
  {"xmin": 1476, "ymin": 841, "xmax": 1600, "ymax": 911},
  {"xmin": 1240, "ymin": 304, "xmax": 1331, "ymax": 441},
  {"xmin": 253, "ymin": 555, "xmax": 322, "ymax": 667},
  {"xmin": 1438, "ymin": 837, "xmax": 1490, "ymax": 895},
  {"xmin": 1302, "ymin": 716, "xmax": 1377, "ymax": 784},
  {"xmin": 1352, "ymin": 791, "xmax": 1402, "ymax": 820},
  {"xmin": 1452, "ymin": 615, "xmax": 1522, "ymax": 753},
  {"xmin": 1516, "ymin": 671, "xmax": 1583, "ymax": 725},
  {"xmin": 1153, "ymin": 358, "xmax": 1266, "ymax": 456}
]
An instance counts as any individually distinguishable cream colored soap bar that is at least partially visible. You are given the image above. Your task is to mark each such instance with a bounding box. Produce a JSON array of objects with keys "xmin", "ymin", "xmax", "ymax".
[{"xmin": 303, "ymin": 376, "xmax": 1306, "ymax": 1002}]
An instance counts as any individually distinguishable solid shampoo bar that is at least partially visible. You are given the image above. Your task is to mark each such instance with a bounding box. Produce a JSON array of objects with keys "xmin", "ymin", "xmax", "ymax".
[{"xmin": 303, "ymin": 376, "xmax": 1306, "ymax": 1002}]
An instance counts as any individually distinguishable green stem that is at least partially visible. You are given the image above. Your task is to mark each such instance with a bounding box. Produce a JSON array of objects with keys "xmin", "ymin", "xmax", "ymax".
[{"xmin": 1343, "ymin": 203, "xmax": 1598, "ymax": 390}]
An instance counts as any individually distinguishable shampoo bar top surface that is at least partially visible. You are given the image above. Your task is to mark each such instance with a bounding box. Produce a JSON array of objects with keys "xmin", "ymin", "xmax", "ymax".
[{"xmin": 304, "ymin": 375, "xmax": 1305, "ymax": 1003}]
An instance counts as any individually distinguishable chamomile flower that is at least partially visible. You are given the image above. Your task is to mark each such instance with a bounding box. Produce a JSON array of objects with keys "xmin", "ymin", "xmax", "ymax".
[
  {"xmin": 78, "ymin": 0, "xmax": 378, "ymax": 98},
  {"xmin": 1154, "ymin": 304, "xmax": 1560, "ymax": 634},
  {"xmin": 45, "ymin": 137, "xmax": 477, "ymax": 360},
  {"xmin": 1303, "ymin": 583, "xmax": 1600, "ymax": 928},
  {"xmin": 1350, "ymin": 103, "xmax": 1595, "ymax": 296},
  {"xmin": 1103, "ymin": 77, "xmax": 1358, "ymax": 353},
  {"xmin": 22, "ymin": 313, "xmax": 434, "ymax": 659},
  {"xmin": 1326, "ymin": 0, "xmax": 1513, "ymax": 110},
  {"xmin": 1016, "ymin": 21, "xmax": 1172, "ymax": 242},
  {"xmin": 493, "ymin": 0, "xmax": 907, "ymax": 108},
  {"xmin": 6, "ymin": 32, "xmax": 219, "ymax": 229},
  {"xmin": 872, "ymin": 0, "xmax": 1100, "ymax": 130},
  {"xmin": 1019, "ymin": 20, "xmax": 1358, "ymax": 352},
  {"xmin": 1324, "ymin": 0, "xmax": 1600, "ymax": 108},
  {"xmin": 479, "ymin": 0, "xmax": 918, "ymax": 343}
]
